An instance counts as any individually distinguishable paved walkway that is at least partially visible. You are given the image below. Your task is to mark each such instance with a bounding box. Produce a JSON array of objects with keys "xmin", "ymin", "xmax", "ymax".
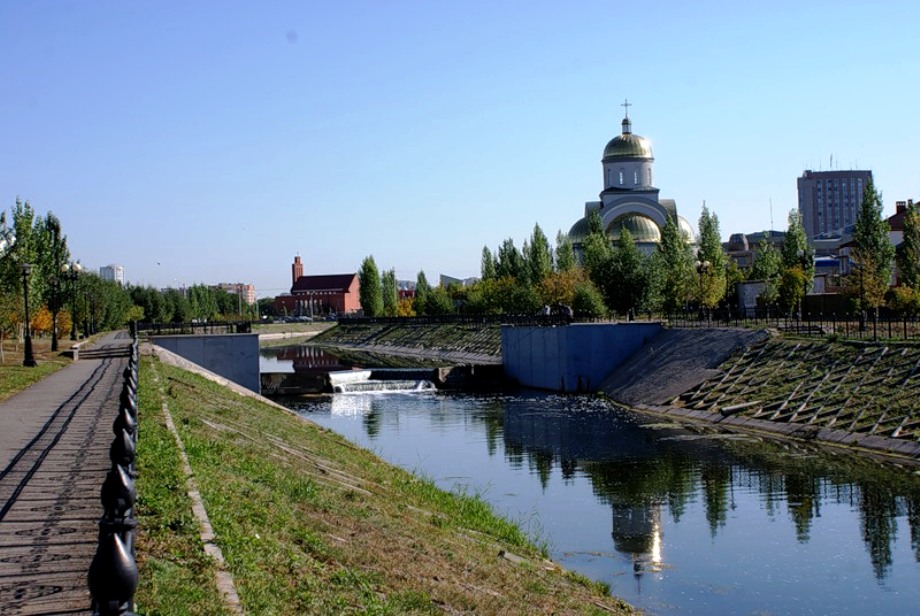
[{"xmin": 0, "ymin": 332, "xmax": 132, "ymax": 615}]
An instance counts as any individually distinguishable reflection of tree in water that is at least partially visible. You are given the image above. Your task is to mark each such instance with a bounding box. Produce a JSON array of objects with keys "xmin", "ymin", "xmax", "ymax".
[
  {"xmin": 701, "ymin": 462, "xmax": 731, "ymax": 536},
  {"xmin": 785, "ymin": 473, "xmax": 821, "ymax": 542},
  {"xmin": 489, "ymin": 393, "xmax": 920, "ymax": 580},
  {"xmin": 859, "ymin": 486, "xmax": 899, "ymax": 579},
  {"xmin": 363, "ymin": 408, "xmax": 381, "ymax": 438}
]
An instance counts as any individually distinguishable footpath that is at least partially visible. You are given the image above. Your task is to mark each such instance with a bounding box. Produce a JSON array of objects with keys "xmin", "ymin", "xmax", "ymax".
[{"xmin": 0, "ymin": 332, "xmax": 132, "ymax": 615}]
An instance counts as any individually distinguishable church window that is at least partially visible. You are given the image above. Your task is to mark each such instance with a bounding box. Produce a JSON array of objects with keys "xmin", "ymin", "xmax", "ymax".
[
  {"xmin": 618, "ymin": 171, "xmax": 624, "ymax": 185},
  {"xmin": 648, "ymin": 169, "xmax": 652, "ymax": 185},
  {"xmin": 633, "ymin": 171, "xmax": 638, "ymax": 185}
]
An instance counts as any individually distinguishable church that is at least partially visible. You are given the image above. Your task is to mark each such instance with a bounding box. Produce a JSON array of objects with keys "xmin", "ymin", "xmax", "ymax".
[{"xmin": 569, "ymin": 103, "xmax": 694, "ymax": 253}]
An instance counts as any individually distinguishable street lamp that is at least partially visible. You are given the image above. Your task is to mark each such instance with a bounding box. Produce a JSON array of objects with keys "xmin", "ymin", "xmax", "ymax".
[
  {"xmin": 50, "ymin": 275, "xmax": 60, "ymax": 352},
  {"xmin": 695, "ymin": 256, "xmax": 711, "ymax": 321},
  {"xmin": 21, "ymin": 263, "xmax": 37, "ymax": 367},
  {"xmin": 63, "ymin": 261, "xmax": 82, "ymax": 340}
]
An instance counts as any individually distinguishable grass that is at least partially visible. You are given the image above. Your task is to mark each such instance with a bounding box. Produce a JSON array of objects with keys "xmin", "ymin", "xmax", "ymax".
[
  {"xmin": 136, "ymin": 354, "xmax": 634, "ymax": 614},
  {"xmin": 0, "ymin": 336, "xmax": 77, "ymax": 402}
]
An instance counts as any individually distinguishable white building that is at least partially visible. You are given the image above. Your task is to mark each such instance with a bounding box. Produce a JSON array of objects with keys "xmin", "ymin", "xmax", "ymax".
[
  {"xmin": 569, "ymin": 105, "xmax": 694, "ymax": 253},
  {"xmin": 99, "ymin": 264, "xmax": 125, "ymax": 285}
]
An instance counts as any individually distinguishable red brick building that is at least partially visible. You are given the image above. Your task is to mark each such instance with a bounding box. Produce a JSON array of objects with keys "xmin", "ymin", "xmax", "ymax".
[{"xmin": 274, "ymin": 256, "xmax": 361, "ymax": 317}]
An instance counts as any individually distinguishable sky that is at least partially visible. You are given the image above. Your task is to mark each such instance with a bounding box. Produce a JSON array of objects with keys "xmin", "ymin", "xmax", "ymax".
[{"xmin": 2, "ymin": 1, "xmax": 918, "ymax": 298}]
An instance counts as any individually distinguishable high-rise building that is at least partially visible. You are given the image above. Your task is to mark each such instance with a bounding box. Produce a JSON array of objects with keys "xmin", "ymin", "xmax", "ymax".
[
  {"xmin": 216, "ymin": 283, "xmax": 255, "ymax": 305},
  {"xmin": 99, "ymin": 264, "xmax": 125, "ymax": 285},
  {"xmin": 797, "ymin": 170, "xmax": 873, "ymax": 240}
]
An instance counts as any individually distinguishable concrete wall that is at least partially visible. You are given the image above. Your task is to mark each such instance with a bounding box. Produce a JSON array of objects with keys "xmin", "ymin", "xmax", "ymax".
[
  {"xmin": 151, "ymin": 334, "xmax": 260, "ymax": 393},
  {"xmin": 501, "ymin": 322, "xmax": 663, "ymax": 392}
]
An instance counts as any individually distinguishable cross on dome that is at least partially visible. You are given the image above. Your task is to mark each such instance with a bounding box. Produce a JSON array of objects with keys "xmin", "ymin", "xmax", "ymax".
[{"xmin": 621, "ymin": 98, "xmax": 631, "ymax": 119}]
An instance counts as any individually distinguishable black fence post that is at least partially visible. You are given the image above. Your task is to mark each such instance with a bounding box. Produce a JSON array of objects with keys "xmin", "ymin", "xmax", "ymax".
[{"xmin": 89, "ymin": 331, "xmax": 139, "ymax": 615}]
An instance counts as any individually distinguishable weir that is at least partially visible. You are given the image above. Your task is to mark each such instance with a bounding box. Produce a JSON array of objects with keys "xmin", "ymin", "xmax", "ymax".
[{"xmin": 328, "ymin": 369, "xmax": 437, "ymax": 394}]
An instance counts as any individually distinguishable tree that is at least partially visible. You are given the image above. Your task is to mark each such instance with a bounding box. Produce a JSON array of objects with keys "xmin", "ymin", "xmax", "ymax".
[
  {"xmin": 897, "ymin": 202, "xmax": 920, "ymax": 289},
  {"xmin": 358, "ymin": 255, "xmax": 383, "ymax": 317},
  {"xmin": 538, "ymin": 269, "xmax": 586, "ymax": 308},
  {"xmin": 495, "ymin": 238, "xmax": 524, "ymax": 280},
  {"xmin": 697, "ymin": 205, "xmax": 728, "ymax": 309},
  {"xmin": 414, "ymin": 270, "xmax": 431, "ymax": 316},
  {"xmin": 381, "ymin": 268, "xmax": 398, "ymax": 317},
  {"xmin": 606, "ymin": 227, "xmax": 650, "ymax": 315},
  {"xmin": 581, "ymin": 210, "xmax": 611, "ymax": 276},
  {"xmin": 480, "ymin": 246, "xmax": 496, "ymax": 281},
  {"xmin": 850, "ymin": 178, "xmax": 894, "ymax": 312},
  {"xmin": 524, "ymin": 223, "xmax": 553, "ymax": 286},
  {"xmin": 778, "ymin": 266, "xmax": 807, "ymax": 315},
  {"xmin": 652, "ymin": 216, "xmax": 695, "ymax": 313},
  {"xmin": 749, "ymin": 236, "xmax": 782, "ymax": 307},
  {"xmin": 779, "ymin": 211, "xmax": 815, "ymax": 312},
  {"xmin": 555, "ymin": 231, "xmax": 576, "ymax": 273},
  {"xmin": 424, "ymin": 286, "xmax": 455, "ymax": 315},
  {"xmin": 572, "ymin": 281, "xmax": 607, "ymax": 319}
]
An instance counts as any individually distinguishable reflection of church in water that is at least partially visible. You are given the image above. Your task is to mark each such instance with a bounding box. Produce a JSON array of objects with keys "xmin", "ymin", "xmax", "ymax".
[
  {"xmin": 501, "ymin": 399, "xmax": 667, "ymax": 578},
  {"xmin": 569, "ymin": 102, "xmax": 694, "ymax": 254}
]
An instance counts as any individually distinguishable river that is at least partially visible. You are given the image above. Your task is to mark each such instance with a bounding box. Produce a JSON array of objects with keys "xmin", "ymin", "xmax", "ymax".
[{"xmin": 264, "ymin": 348, "xmax": 920, "ymax": 615}]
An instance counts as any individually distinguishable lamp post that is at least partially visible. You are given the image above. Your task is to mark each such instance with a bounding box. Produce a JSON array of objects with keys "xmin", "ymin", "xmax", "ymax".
[
  {"xmin": 21, "ymin": 263, "xmax": 37, "ymax": 367},
  {"xmin": 695, "ymin": 256, "xmax": 711, "ymax": 321},
  {"xmin": 63, "ymin": 262, "xmax": 82, "ymax": 340},
  {"xmin": 50, "ymin": 276, "xmax": 60, "ymax": 352}
]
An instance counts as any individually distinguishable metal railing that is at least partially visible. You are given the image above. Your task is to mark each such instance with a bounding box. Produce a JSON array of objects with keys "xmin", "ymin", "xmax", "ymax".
[
  {"xmin": 137, "ymin": 320, "xmax": 252, "ymax": 336},
  {"xmin": 88, "ymin": 326, "xmax": 140, "ymax": 615},
  {"xmin": 663, "ymin": 307, "xmax": 920, "ymax": 342},
  {"xmin": 337, "ymin": 314, "xmax": 574, "ymax": 327}
]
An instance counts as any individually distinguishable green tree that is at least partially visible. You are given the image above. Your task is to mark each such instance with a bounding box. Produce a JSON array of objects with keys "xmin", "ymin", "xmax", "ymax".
[
  {"xmin": 697, "ymin": 205, "xmax": 727, "ymax": 309},
  {"xmin": 555, "ymin": 230, "xmax": 576, "ymax": 273},
  {"xmin": 381, "ymin": 268, "xmax": 398, "ymax": 317},
  {"xmin": 424, "ymin": 285, "xmax": 455, "ymax": 315},
  {"xmin": 480, "ymin": 246, "xmax": 496, "ymax": 281},
  {"xmin": 780, "ymin": 211, "xmax": 815, "ymax": 312},
  {"xmin": 606, "ymin": 227, "xmax": 650, "ymax": 315},
  {"xmin": 572, "ymin": 281, "xmax": 607, "ymax": 318},
  {"xmin": 749, "ymin": 236, "xmax": 782, "ymax": 307},
  {"xmin": 523, "ymin": 223, "xmax": 553, "ymax": 286},
  {"xmin": 778, "ymin": 266, "xmax": 807, "ymax": 315},
  {"xmin": 897, "ymin": 202, "xmax": 920, "ymax": 289},
  {"xmin": 652, "ymin": 216, "xmax": 695, "ymax": 313},
  {"xmin": 495, "ymin": 238, "xmax": 524, "ymax": 280},
  {"xmin": 850, "ymin": 178, "xmax": 895, "ymax": 312},
  {"xmin": 358, "ymin": 255, "xmax": 383, "ymax": 317},
  {"xmin": 414, "ymin": 270, "xmax": 431, "ymax": 316}
]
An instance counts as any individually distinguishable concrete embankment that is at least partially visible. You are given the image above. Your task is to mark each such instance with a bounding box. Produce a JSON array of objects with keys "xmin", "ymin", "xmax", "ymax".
[
  {"xmin": 310, "ymin": 321, "xmax": 502, "ymax": 365},
  {"xmin": 606, "ymin": 333, "xmax": 920, "ymax": 466}
]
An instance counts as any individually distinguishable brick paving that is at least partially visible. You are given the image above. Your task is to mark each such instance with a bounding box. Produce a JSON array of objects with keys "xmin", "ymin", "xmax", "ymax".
[{"xmin": 0, "ymin": 333, "xmax": 132, "ymax": 615}]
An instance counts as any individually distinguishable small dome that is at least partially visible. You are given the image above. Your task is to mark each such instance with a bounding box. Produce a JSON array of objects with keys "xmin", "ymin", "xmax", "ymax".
[
  {"xmin": 677, "ymin": 216, "xmax": 695, "ymax": 243},
  {"xmin": 603, "ymin": 117, "xmax": 653, "ymax": 161},
  {"xmin": 606, "ymin": 214, "xmax": 662, "ymax": 244},
  {"xmin": 603, "ymin": 134, "xmax": 653, "ymax": 160},
  {"xmin": 568, "ymin": 217, "xmax": 591, "ymax": 243}
]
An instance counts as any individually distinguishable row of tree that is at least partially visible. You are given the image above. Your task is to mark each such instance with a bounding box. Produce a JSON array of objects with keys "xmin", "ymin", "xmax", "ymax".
[
  {"xmin": 357, "ymin": 178, "xmax": 910, "ymax": 319},
  {"xmin": 0, "ymin": 199, "xmax": 259, "ymax": 345}
]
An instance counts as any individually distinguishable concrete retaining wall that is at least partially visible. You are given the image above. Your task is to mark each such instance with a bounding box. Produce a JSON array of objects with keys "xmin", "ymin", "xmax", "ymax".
[
  {"xmin": 151, "ymin": 334, "xmax": 260, "ymax": 393},
  {"xmin": 501, "ymin": 322, "xmax": 663, "ymax": 392}
]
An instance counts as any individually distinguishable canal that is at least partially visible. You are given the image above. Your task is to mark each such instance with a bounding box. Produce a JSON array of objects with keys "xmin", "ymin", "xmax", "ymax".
[{"xmin": 265, "ymin": 347, "xmax": 920, "ymax": 614}]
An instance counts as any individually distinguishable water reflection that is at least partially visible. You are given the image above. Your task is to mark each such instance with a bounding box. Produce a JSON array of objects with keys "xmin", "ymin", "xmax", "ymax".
[
  {"xmin": 497, "ymin": 396, "xmax": 920, "ymax": 583},
  {"xmin": 291, "ymin": 391, "xmax": 920, "ymax": 613},
  {"xmin": 263, "ymin": 345, "xmax": 357, "ymax": 373}
]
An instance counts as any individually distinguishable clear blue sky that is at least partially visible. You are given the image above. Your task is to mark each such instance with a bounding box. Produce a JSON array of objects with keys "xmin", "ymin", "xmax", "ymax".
[{"xmin": 2, "ymin": 1, "xmax": 917, "ymax": 298}]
